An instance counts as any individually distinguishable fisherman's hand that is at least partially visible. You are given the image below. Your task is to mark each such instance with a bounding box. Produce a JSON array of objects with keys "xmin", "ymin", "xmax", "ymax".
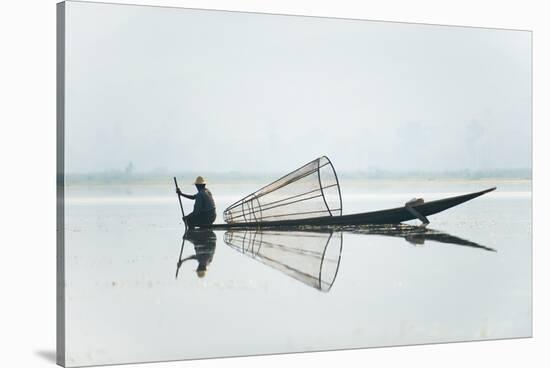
[{"xmin": 176, "ymin": 188, "xmax": 183, "ymax": 196}]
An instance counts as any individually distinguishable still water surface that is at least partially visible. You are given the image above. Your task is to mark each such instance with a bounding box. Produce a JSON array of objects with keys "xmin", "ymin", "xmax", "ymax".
[{"xmin": 64, "ymin": 179, "xmax": 531, "ymax": 366}]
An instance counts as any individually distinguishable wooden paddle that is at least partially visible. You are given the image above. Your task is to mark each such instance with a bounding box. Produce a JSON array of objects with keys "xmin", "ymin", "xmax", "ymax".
[{"xmin": 174, "ymin": 177, "xmax": 187, "ymax": 229}]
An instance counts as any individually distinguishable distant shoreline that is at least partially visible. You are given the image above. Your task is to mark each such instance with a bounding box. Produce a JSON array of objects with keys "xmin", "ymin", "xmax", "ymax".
[{"xmin": 63, "ymin": 175, "xmax": 532, "ymax": 186}]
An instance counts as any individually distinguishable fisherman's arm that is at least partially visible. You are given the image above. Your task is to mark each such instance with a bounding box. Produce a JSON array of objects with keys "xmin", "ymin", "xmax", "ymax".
[
  {"xmin": 176, "ymin": 188, "xmax": 196, "ymax": 200},
  {"xmin": 177, "ymin": 255, "xmax": 197, "ymax": 268},
  {"xmin": 179, "ymin": 255, "xmax": 197, "ymax": 263}
]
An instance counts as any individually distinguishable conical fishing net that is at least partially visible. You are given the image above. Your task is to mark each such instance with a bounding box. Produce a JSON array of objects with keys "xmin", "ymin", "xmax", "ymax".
[
  {"xmin": 224, "ymin": 229, "xmax": 343, "ymax": 291},
  {"xmin": 223, "ymin": 156, "xmax": 342, "ymax": 224}
]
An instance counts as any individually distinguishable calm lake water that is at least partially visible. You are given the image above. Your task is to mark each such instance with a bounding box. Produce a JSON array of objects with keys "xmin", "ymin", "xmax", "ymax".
[{"xmin": 63, "ymin": 179, "xmax": 531, "ymax": 367}]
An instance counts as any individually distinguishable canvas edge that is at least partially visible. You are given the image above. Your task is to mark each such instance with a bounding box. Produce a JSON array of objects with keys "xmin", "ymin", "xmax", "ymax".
[
  {"xmin": 64, "ymin": 0, "xmax": 533, "ymax": 32},
  {"xmin": 56, "ymin": 1, "xmax": 66, "ymax": 367},
  {"xmin": 52, "ymin": 2, "xmax": 534, "ymax": 366}
]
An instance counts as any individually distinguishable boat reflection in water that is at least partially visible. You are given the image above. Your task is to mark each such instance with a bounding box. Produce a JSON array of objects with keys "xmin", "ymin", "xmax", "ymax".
[
  {"xmin": 175, "ymin": 229, "xmax": 217, "ymax": 279},
  {"xmin": 340, "ymin": 224, "xmax": 497, "ymax": 252},
  {"xmin": 224, "ymin": 230, "xmax": 343, "ymax": 292},
  {"xmin": 221, "ymin": 225, "xmax": 495, "ymax": 292},
  {"xmin": 176, "ymin": 225, "xmax": 495, "ymax": 287}
]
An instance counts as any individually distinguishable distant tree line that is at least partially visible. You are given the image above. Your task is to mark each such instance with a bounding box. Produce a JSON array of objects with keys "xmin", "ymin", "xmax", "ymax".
[{"xmin": 64, "ymin": 168, "xmax": 531, "ymax": 185}]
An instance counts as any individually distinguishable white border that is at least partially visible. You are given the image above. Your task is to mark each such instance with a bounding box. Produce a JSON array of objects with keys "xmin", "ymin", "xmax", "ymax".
[{"xmin": 0, "ymin": 1, "xmax": 547, "ymax": 367}]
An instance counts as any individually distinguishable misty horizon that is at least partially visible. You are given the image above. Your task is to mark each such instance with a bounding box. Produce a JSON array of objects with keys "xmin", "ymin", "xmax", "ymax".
[
  {"xmin": 64, "ymin": 163, "xmax": 532, "ymax": 184},
  {"xmin": 64, "ymin": 2, "xmax": 531, "ymax": 175}
]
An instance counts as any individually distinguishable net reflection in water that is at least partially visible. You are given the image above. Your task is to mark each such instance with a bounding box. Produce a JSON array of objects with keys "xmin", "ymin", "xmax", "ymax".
[{"xmin": 224, "ymin": 229, "xmax": 343, "ymax": 292}]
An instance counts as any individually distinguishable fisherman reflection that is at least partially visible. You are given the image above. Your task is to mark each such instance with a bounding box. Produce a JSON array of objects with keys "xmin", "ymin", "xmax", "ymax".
[{"xmin": 176, "ymin": 229, "xmax": 217, "ymax": 278}]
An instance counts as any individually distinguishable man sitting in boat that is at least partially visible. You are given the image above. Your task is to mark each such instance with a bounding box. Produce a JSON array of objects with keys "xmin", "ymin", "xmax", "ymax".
[{"xmin": 176, "ymin": 176, "xmax": 216, "ymax": 228}]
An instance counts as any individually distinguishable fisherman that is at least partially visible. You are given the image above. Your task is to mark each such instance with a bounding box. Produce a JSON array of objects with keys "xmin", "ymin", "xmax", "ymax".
[{"xmin": 176, "ymin": 176, "xmax": 216, "ymax": 228}]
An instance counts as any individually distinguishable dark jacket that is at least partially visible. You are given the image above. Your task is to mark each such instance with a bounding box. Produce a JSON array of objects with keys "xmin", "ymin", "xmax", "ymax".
[{"xmin": 193, "ymin": 188, "xmax": 216, "ymax": 214}]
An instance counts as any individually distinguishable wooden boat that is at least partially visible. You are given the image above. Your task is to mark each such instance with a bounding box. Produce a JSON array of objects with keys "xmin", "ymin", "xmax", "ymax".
[
  {"xmin": 172, "ymin": 156, "xmax": 496, "ymax": 230},
  {"xmin": 202, "ymin": 187, "xmax": 496, "ymax": 230}
]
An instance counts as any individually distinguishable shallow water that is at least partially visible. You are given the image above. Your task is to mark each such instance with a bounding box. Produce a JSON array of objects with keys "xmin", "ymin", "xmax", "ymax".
[{"xmin": 63, "ymin": 179, "xmax": 531, "ymax": 366}]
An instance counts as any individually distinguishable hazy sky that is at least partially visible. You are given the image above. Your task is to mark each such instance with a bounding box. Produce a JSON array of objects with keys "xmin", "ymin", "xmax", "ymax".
[{"xmin": 64, "ymin": 1, "xmax": 531, "ymax": 174}]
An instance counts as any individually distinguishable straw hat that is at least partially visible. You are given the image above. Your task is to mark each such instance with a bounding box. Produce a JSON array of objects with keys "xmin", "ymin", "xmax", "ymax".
[{"xmin": 194, "ymin": 176, "xmax": 206, "ymax": 185}]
